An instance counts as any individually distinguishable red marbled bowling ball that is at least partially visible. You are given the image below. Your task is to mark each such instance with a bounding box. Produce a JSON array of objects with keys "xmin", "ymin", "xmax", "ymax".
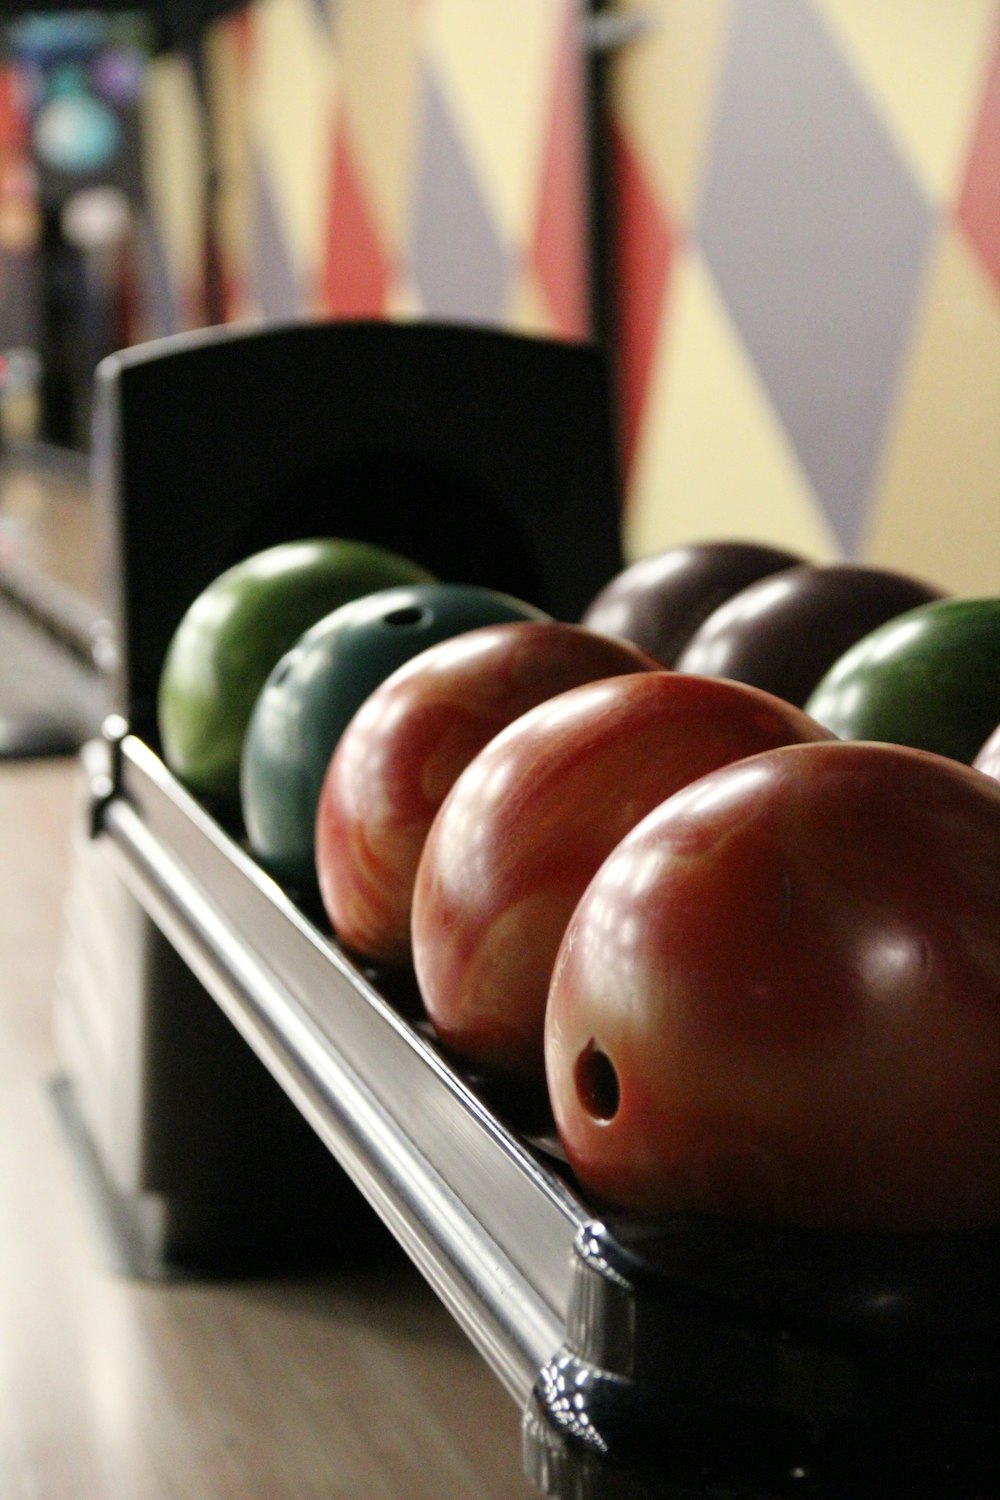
[
  {"xmin": 411, "ymin": 672, "xmax": 833, "ymax": 1081},
  {"xmin": 315, "ymin": 621, "xmax": 659, "ymax": 966}
]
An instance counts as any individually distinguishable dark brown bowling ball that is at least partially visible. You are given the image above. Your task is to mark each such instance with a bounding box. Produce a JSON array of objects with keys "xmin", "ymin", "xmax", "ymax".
[
  {"xmin": 674, "ymin": 563, "xmax": 945, "ymax": 707},
  {"xmin": 581, "ymin": 540, "xmax": 805, "ymax": 665}
]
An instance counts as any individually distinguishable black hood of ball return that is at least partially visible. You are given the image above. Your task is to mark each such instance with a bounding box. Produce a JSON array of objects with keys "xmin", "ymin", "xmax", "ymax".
[{"xmin": 91, "ymin": 320, "xmax": 624, "ymax": 740}]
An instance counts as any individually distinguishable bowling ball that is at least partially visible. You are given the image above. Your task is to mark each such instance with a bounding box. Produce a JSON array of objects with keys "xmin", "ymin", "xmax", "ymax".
[
  {"xmin": 582, "ymin": 539, "xmax": 805, "ymax": 665},
  {"xmin": 411, "ymin": 672, "xmax": 831, "ymax": 1082},
  {"xmin": 806, "ymin": 596, "xmax": 1000, "ymax": 763},
  {"xmin": 674, "ymin": 564, "xmax": 943, "ymax": 707},
  {"xmin": 315, "ymin": 621, "xmax": 660, "ymax": 967},
  {"xmin": 546, "ymin": 740, "xmax": 1000, "ymax": 1230},
  {"xmin": 240, "ymin": 583, "xmax": 550, "ymax": 891},
  {"xmin": 158, "ymin": 538, "xmax": 435, "ymax": 813}
]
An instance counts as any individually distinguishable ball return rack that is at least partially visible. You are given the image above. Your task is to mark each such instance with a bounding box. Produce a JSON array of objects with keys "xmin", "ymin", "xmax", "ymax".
[
  {"xmin": 56, "ymin": 320, "xmax": 1000, "ymax": 1498},
  {"xmin": 72, "ymin": 714, "xmax": 1000, "ymax": 1500}
]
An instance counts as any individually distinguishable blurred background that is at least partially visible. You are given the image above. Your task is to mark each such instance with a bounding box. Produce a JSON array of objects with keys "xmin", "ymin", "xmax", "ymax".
[{"xmin": 0, "ymin": 0, "xmax": 997, "ymax": 588}]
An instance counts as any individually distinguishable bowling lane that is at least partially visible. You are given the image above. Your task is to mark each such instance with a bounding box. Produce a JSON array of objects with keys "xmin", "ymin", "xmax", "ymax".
[
  {"xmin": 0, "ymin": 445, "xmax": 107, "ymax": 756},
  {"xmin": 0, "ymin": 444, "xmax": 96, "ymax": 601},
  {"xmin": 0, "ymin": 593, "xmax": 106, "ymax": 754}
]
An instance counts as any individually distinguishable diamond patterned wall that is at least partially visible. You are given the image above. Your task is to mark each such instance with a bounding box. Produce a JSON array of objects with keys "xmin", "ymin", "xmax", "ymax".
[
  {"xmin": 194, "ymin": 0, "xmax": 589, "ymax": 340},
  {"xmin": 611, "ymin": 0, "xmax": 1000, "ymax": 595},
  {"xmin": 129, "ymin": 0, "xmax": 1000, "ymax": 595}
]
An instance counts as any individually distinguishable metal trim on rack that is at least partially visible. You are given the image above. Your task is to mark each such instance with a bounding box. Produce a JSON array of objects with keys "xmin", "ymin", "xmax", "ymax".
[{"xmin": 93, "ymin": 732, "xmax": 591, "ymax": 1410}]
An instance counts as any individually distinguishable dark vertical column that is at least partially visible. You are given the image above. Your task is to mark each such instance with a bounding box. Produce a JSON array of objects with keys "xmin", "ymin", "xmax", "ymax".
[
  {"xmin": 38, "ymin": 200, "xmax": 84, "ymax": 446},
  {"xmin": 582, "ymin": 0, "xmax": 618, "ymax": 363},
  {"xmin": 163, "ymin": 0, "xmax": 225, "ymax": 328}
]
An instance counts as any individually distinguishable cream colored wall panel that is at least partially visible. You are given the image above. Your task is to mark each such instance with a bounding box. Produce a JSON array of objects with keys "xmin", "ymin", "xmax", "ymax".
[
  {"xmin": 611, "ymin": 0, "xmax": 732, "ymax": 226},
  {"xmin": 384, "ymin": 268, "xmax": 426, "ymax": 320},
  {"xmin": 141, "ymin": 55, "xmax": 205, "ymax": 311},
  {"xmin": 504, "ymin": 258, "xmax": 560, "ymax": 336},
  {"xmin": 248, "ymin": 0, "xmax": 339, "ymax": 295},
  {"xmin": 625, "ymin": 253, "xmax": 841, "ymax": 563},
  {"xmin": 205, "ymin": 19, "xmax": 253, "ymax": 318},
  {"xmin": 815, "ymin": 0, "xmax": 999, "ymax": 200},
  {"xmin": 863, "ymin": 224, "xmax": 1000, "ymax": 594},
  {"xmin": 422, "ymin": 0, "xmax": 565, "ymax": 245},
  {"xmin": 336, "ymin": 0, "xmax": 422, "ymax": 255}
]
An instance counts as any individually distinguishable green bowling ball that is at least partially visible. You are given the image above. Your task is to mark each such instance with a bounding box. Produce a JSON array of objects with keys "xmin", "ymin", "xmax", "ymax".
[
  {"xmin": 240, "ymin": 582, "xmax": 551, "ymax": 890},
  {"xmin": 158, "ymin": 538, "xmax": 436, "ymax": 813},
  {"xmin": 805, "ymin": 596, "xmax": 1000, "ymax": 764}
]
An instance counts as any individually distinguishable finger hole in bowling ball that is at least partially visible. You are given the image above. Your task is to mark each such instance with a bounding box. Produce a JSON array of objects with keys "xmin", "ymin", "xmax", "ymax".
[
  {"xmin": 383, "ymin": 604, "xmax": 433, "ymax": 629},
  {"xmin": 576, "ymin": 1039, "xmax": 620, "ymax": 1121}
]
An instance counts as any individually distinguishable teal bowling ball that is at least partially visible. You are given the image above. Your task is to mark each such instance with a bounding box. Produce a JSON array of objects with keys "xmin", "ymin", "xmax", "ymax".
[{"xmin": 240, "ymin": 583, "xmax": 550, "ymax": 891}]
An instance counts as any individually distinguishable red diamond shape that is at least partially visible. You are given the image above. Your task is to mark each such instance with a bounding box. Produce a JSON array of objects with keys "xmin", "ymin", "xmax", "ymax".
[
  {"xmin": 611, "ymin": 122, "xmax": 675, "ymax": 479},
  {"xmin": 530, "ymin": 2, "xmax": 589, "ymax": 340},
  {"xmin": 322, "ymin": 123, "xmax": 392, "ymax": 318},
  {"xmin": 957, "ymin": 19, "xmax": 1000, "ymax": 296}
]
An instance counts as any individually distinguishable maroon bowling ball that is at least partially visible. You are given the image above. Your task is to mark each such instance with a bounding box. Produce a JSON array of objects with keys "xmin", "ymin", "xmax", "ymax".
[
  {"xmin": 581, "ymin": 540, "xmax": 806, "ymax": 665},
  {"xmin": 674, "ymin": 563, "xmax": 945, "ymax": 707}
]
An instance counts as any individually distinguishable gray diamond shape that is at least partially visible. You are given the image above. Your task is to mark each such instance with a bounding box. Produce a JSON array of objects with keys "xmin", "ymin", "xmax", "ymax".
[
  {"xmin": 408, "ymin": 67, "xmax": 513, "ymax": 325},
  {"xmin": 311, "ymin": 0, "xmax": 334, "ymax": 34},
  {"xmin": 697, "ymin": 0, "xmax": 935, "ymax": 554},
  {"xmin": 137, "ymin": 211, "xmax": 181, "ymax": 337},
  {"xmin": 251, "ymin": 145, "xmax": 301, "ymax": 321}
]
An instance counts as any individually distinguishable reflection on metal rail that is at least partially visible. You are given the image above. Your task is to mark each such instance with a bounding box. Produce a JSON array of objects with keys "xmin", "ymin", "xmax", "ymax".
[{"xmin": 94, "ymin": 731, "xmax": 587, "ymax": 1410}]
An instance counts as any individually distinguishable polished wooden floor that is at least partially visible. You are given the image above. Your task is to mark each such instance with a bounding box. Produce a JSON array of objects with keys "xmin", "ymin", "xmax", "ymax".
[
  {"xmin": 0, "ymin": 446, "xmax": 97, "ymax": 598},
  {"xmin": 0, "ymin": 458, "xmax": 538, "ymax": 1499}
]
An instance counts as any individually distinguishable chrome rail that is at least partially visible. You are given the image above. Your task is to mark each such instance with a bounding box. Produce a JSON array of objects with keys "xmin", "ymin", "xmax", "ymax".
[{"xmin": 95, "ymin": 732, "xmax": 589, "ymax": 1409}]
